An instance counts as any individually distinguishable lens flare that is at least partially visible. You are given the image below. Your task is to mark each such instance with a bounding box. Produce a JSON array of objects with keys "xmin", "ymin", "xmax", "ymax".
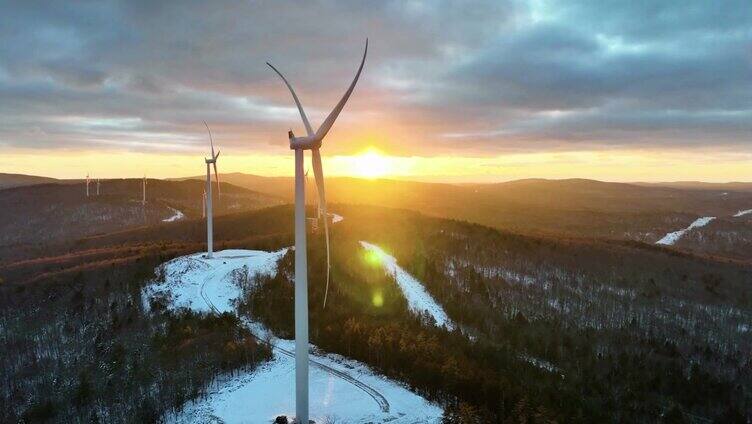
[
  {"xmin": 372, "ymin": 291, "xmax": 384, "ymax": 307},
  {"xmin": 364, "ymin": 249, "xmax": 382, "ymax": 266}
]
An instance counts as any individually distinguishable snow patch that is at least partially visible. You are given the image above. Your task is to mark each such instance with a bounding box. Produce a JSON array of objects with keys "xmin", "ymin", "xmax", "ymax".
[
  {"xmin": 360, "ymin": 241, "xmax": 455, "ymax": 330},
  {"xmin": 733, "ymin": 209, "xmax": 752, "ymax": 217},
  {"xmin": 143, "ymin": 249, "xmax": 285, "ymax": 314},
  {"xmin": 144, "ymin": 249, "xmax": 443, "ymax": 424},
  {"xmin": 173, "ymin": 336, "xmax": 441, "ymax": 424},
  {"xmin": 519, "ymin": 354, "xmax": 564, "ymax": 378},
  {"xmin": 656, "ymin": 216, "xmax": 715, "ymax": 246},
  {"xmin": 162, "ymin": 206, "xmax": 185, "ymax": 222},
  {"xmin": 331, "ymin": 213, "xmax": 344, "ymax": 223}
]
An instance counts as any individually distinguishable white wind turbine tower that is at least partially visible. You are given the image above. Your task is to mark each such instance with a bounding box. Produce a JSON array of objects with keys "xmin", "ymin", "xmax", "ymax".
[
  {"xmin": 142, "ymin": 175, "xmax": 147, "ymax": 206},
  {"xmin": 203, "ymin": 122, "xmax": 221, "ymax": 259},
  {"xmin": 96, "ymin": 178, "xmax": 100, "ymax": 196},
  {"xmin": 85, "ymin": 173, "xmax": 90, "ymax": 197},
  {"xmin": 268, "ymin": 39, "xmax": 367, "ymax": 423}
]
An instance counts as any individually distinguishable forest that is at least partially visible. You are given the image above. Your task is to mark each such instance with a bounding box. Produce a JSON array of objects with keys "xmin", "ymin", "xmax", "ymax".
[
  {"xmin": 0, "ymin": 250, "xmax": 271, "ymax": 422},
  {"xmin": 243, "ymin": 205, "xmax": 751, "ymax": 422},
  {"xmin": 0, "ymin": 204, "xmax": 750, "ymax": 422}
]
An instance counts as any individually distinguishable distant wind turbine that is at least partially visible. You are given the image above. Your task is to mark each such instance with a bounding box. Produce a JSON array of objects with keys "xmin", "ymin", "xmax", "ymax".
[
  {"xmin": 85, "ymin": 173, "xmax": 90, "ymax": 198},
  {"xmin": 203, "ymin": 122, "xmax": 221, "ymax": 259},
  {"xmin": 142, "ymin": 175, "xmax": 147, "ymax": 206},
  {"xmin": 96, "ymin": 178, "xmax": 100, "ymax": 196},
  {"xmin": 268, "ymin": 38, "xmax": 367, "ymax": 424}
]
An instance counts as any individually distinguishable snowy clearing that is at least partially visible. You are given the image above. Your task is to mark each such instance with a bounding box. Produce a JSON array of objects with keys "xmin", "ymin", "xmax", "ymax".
[
  {"xmin": 143, "ymin": 249, "xmax": 286, "ymax": 314},
  {"xmin": 734, "ymin": 209, "xmax": 752, "ymax": 217},
  {"xmin": 143, "ymin": 249, "xmax": 442, "ymax": 424},
  {"xmin": 656, "ymin": 216, "xmax": 715, "ymax": 246},
  {"xmin": 162, "ymin": 206, "xmax": 185, "ymax": 222},
  {"xmin": 331, "ymin": 213, "xmax": 344, "ymax": 223},
  {"xmin": 360, "ymin": 241, "xmax": 455, "ymax": 330}
]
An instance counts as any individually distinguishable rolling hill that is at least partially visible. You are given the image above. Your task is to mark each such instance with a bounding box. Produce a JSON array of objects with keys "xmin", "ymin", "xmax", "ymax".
[
  {"xmin": 0, "ymin": 172, "xmax": 59, "ymax": 189},
  {"xmin": 0, "ymin": 178, "xmax": 282, "ymax": 260},
  {"xmin": 180, "ymin": 173, "xmax": 752, "ymax": 244},
  {"xmin": 9, "ymin": 172, "xmax": 752, "ymax": 262}
]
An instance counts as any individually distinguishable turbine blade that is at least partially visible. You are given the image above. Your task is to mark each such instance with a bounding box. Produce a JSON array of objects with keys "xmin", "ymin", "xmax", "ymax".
[
  {"xmin": 315, "ymin": 39, "xmax": 368, "ymax": 141},
  {"xmin": 312, "ymin": 148, "xmax": 331, "ymax": 309},
  {"xmin": 213, "ymin": 162, "xmax": 221, "ymax": 197},
  {"xmin": 267, "ymin": 62, "xmax": 314, "ymax": 137},
  {"xmin": 204, "ymin": 121, "xmax": 215, "ymax": 158}
]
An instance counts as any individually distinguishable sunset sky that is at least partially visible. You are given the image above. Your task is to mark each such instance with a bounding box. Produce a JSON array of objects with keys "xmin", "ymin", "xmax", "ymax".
[{"xmin": 1, "ymin": 1, "xmax": 751, "ymax": 182}]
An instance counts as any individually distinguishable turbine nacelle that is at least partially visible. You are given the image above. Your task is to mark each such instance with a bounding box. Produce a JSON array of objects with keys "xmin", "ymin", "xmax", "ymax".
[
  {"xmin": 288, "ymin": 130, "xmax": 321, "ymax": 150},
  {"xmin": 204, "ymin": 153, "xmax": 219, "ymax": 164}
]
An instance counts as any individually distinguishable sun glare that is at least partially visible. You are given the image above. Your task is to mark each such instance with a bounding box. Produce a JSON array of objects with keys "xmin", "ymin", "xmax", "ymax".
[
  {"xmin": 372, "ymin": 291, "xmax": 384, "ymax": 307},
  {"xmin": 351, "ymin": 148, "xmax": 391, "ymax": 179}
]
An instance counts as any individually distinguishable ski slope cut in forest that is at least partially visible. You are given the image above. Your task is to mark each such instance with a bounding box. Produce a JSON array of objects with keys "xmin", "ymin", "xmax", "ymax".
[
  {"xmin": 360, "ymin": 241, "xmax": 455, "ymax": 330},
  {"xmin": 656, "ymin": 216, "xmax": 715, "ymax": 245},
  {"xmin": 162, "ymin": 207, "xmax": 185, "ymax": 222}
]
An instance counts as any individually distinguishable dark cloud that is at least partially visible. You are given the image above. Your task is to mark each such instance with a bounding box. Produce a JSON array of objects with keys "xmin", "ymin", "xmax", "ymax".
[{"xmin": 0, "ymin": 0, "xmax": 750, "ymax": 156}]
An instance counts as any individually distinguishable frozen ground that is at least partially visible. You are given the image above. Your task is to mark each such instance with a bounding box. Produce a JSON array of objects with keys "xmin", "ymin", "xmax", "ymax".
[
  {"xmin": 656, "ymin": 216, "xmax": 715, "ymax": 246},
  {"xmin": 734, "ymin": 209, "xmax": 752, "ymax": 217},
  {"xmin": 143, "ymin": 249, "xmax": 442, "ymax": 424},
  {"xmin": 359, "ymin": 241, "xmax": 455, "ymax": 330},
  {"xmin": 162, "ymin": 206, "xmax": 185, "ymax": 222},
  {"xmin": 143, "ymin": 249, "xmax": 287, "ymax": 314}
]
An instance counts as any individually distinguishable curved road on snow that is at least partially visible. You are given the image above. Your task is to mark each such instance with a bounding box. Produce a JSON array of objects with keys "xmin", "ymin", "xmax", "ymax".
[{"xmin": 196, "ymin": 251, "xmax": 391, "ymax": 414}]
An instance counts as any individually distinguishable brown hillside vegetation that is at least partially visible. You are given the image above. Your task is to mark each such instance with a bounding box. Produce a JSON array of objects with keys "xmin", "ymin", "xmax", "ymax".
[
  {"xmin": 0, "ymin": 179, "xmax": 282, "ymax": 250},
  {"xmin": 186, "ymin": 174, "xmax": 752, "ymax": 236},
  {"xmin": 1, "ymin": 203, "xmax": 750, "ymax": 421}
]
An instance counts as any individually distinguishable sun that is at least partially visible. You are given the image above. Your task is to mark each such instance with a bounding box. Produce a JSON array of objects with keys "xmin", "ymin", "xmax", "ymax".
[{"xmin": 351, "ymin": 148, "xmax": 391, "ymax": 179}]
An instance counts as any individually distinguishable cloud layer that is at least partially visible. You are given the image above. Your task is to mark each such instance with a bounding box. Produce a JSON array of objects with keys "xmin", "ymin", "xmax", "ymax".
[{"xmin": 1, "ymin": 0, "xmax": 750, "ymax": 157}]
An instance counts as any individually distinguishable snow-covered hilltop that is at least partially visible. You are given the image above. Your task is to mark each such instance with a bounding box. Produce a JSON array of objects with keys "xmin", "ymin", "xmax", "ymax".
[
  {"xmin": 359, "ymin": 241, "xmax": 455, "ymax": 330},
  {"xmin": 162, "ymin": 206, "xmax": 185, "ymax": 222},
  {"xmin": 142, "ymin": 249, "xmax": 442, "ymax": 424},
  {"xmin": 656, "ymin": 216, "xmax": 715, "ymax": 246}
]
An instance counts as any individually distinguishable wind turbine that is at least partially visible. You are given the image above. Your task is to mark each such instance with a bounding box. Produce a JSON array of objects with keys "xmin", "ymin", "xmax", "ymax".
[
  {"xmin": 267, "ymin": 39, "xmax": 367, "ymax": 423},
  {"xmin": 85, "ymin": 173, "xmax": 90, "ymax": 198},
  {"xmin": 142, "ymin": 175, "xmax": 147, "ymax": 206},
  {"xmin": 96, "ymin": 178, "xmax": 100, "ymax": 196},
  {"xmin": 203, "ymin": 122, "xmax": 221, "ymax": 259}
]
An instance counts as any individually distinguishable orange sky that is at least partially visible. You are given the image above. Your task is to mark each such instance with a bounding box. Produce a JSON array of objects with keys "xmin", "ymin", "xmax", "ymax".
[{"xmin": 3, "ymin": 146, "xmax": 751, "ymax": 183}]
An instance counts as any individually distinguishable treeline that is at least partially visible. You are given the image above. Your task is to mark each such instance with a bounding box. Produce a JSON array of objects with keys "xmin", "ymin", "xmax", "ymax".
[
  {"xmin": 0, "ymin": 205, "xmax": 294, "ymax": 423},
  {"xmin": 241, "ymin": 243, "xmax": 560, "ymax": 423},
  {"xmin": 340, "ymin": 206, "xmax": 752, "ymax": 422},
  {"xmin": 0, "ymin": 250, "xmax": 271, "ymax": 423},
  {"xmin": 3, "ymin": 202, "xmax": 751, "ymax": 422}
]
